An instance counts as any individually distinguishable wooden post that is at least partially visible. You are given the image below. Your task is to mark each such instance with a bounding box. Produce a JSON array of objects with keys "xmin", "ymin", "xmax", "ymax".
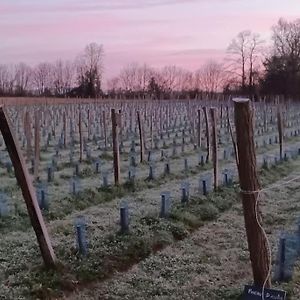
[
  {"xmin": 233, "ymin": 98, "xmax": 271, "ymax": 288},
  {"xmin": 277, "ymin": 106, "xmax": 283, "ymax": 160},
  {"xmin": 87, "ymin": 108, "xmax": 90, "ymax": 140},
  {"xmin": 52, "ymin": 111, "xmax": 56, "ymax": 137},
  {"xmin": 79, "ymin": 107, "xmax": 83, "ymax": 163},
  {"xmin": 0, "ymin": 106, "xmax": 56, "ymax": 268},
  {"xmin": 160, "ymin": 106, "xmax": 163, "ymax": 134},
  {"xmin": 227, "ymin": 106, "xmax": 239, "ymax": 167},
  {"xmin": 203, "ymin": 107, "xmax": 210, "ymax": 163},
  {"xmin": 263, "ymin": 105, "xmax": 267, "ymax": 133},
  {"xmin": 210, "ymin": 108, "xmax": 218, "ymax": 191},
  {"xmin": 119, "ymin": 109, "xmax": 122, "ymax": 143},
  {"xmin": 111, "ymin": 109, "xmax": 121, "ymax": 185},
  {"xmin": 34, "ymin": 111, "xmax": 40, "ymax": 179},
  {"xmin": 103, "ymin": 110, "xmax": 107, "ymax": 150},
  {"xmin": 24, "ymin": 111, "xmax": 32, "ymax": 160},
  {"xmin": 150, "ymin": 114, "xmax": 154, "ymax": 149},
  {"xmin": 220, "ymin": 104, "xmax": 223, "ymax": 124},
  {"xmin": 137, "ymin": 111, "xmax": 145, "ymax": 163},
  {"xmin": 63, "ymin": 111, "xmax": 67, "ymax": 148},
  {"xmin": 197, "ymin": 109, "xmax": 201, "ymax": 148}
]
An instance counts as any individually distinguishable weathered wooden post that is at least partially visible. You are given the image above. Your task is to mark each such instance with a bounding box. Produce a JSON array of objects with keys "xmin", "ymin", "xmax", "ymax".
[
  {"xmin": 24, "ymin": 111, "xmax": 32, "ymax": 159},
  {"xmin": 0, "ymin": 106, "xmax": 56, "ymax": 268},
  {"xmin": 102, "ymin": 110, "xmax": 107, "ymax": 150},
  {"xmin": 111, "ymin": 108, "xmax": 121, "ymax": 185},
  {"xmin": 87, "ymin": 108, "xmax": 90, "ymax": 140},
  {"xmin": 203, "ymin": 106, "xmax": 210, "ymax": 163},
  {"xmin": 277, "ymin": 105, "xmax": 284, "ymax": 160},
  {"xmin": 78, "ymin": 106, "xmax": 83, "ymax": 163},
  {"xmin": 63, "ymin": 111, "xmax": 67, "ymax": 148},
  {"xmin": 233, "ymin": 98, "xmax": 271, "ymax": 288},
  {"xmin": 197, "ymin": 109, "xmax": 201, "ymax": 148},
  {"xmin": 210, "ymin": 107, "xmax": 218, "ymax": 191},
  {"xmin": 34, "ymin": 110, "xmax": 40, "ymax": 179},
  {"xmin": 227, "ymin": 106, "xmax": 239, "ymax": 166},
  {"xmin": 150, "ymin": 114, "xmax": 154, "ymax": 149},
  {"xmin": 137, "ymin": 111, "xmax": 145, "ymax": 163},
  {"xmin": 119, "ymin": 109, "xmax": 123, "ymax": 143}
]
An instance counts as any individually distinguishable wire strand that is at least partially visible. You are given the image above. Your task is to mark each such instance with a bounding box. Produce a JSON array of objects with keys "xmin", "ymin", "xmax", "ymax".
[{"xmin": 240, "ymin": 173, "xmax": 300, "ymax": 300}]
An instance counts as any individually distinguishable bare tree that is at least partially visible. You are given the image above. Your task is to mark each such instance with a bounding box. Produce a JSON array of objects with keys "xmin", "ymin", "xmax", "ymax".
[
  {"xmin": 117, "ymin": 63, "xmax": 154, "ymax": 98},
  {"xmin": 137, "ymin": 64, "xmax": 154, "ymax": 96},
  {"xmin": 199, "ymin": 61, "xmax": 224, "ymax": 94},
  {"xmin": 176, "ymin": 69, "xmax": 193, "ymax": 92},
  {"xmin": 272, "ymin": 18, "xmax": 300, "ymax": 59},
  {"xmin": 248, "ymin": 34, "xmax": 264, "ymax": 92},
  {"xmin": 76, "ymin": 42, "xmax": 104, "ymax": 97},
  {"xmin": 227, "ymin": 30, "xmax": 264, "ymax": 93},
  {"xmin": 271, "ymin": 18, "xmax": 300, "ymax": 96},
  {"xmin": 33, "ymin": 62, "xmax": 53, "ymax": 95},
  {"xmin": 227, "ymin": 30, "xmax": 251, "ymax": 91},
  {"xmin": 15, "ymin": 63, "xmax": 32, "ymax": 96},
  {"xmin": 118, "ymin": 62, "xmax": 140, "ymax": 91},
  {"xmin": 0, "ymin": 64, "xmax": 10, "ymax": 95},
  {"xmin": 107, "ymin": 76, "xmax": 121, "ymax": 98},
  {"xmin": 160, "ymin": 65, "xmax": 181, "ymax": 92},
  {"xmin": 52, "ymin": 60, "xmax": 75, "ymax": 96},
  {"xmin": 194, "ymin": 69, "xmax": 203, "ymax": 91}
]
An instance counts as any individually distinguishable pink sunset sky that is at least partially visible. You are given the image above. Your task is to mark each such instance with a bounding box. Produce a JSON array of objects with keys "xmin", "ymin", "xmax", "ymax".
[{"xmin": 1, "ymin": 0, "xmax": 300, "ymax": 79}]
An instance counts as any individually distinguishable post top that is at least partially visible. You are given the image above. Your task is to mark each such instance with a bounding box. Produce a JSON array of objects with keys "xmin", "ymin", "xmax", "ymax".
[{"xmin": 232, "ymin": 97, "xmax": 250, "ymax": 103}]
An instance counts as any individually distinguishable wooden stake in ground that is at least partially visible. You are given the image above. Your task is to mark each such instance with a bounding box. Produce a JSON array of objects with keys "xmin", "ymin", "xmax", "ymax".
[
  {"xmin": 233, "ymin": 98, "xmax": 271, "ymax": 288},
  {"xmin": 63, "ymin": 111, "xmax": 67, "ymax": 148},
  {"xmin": 111, "ymin": 108, "xmax": 121, "ymax": 185},
  {"xmin": 87, "ymin": 109, "xmax": 90, "ymax": 140},
  {"xmin": 210, "ymin": 107, "xmax": 218, "ymax": 191},
  {"xmin": 137, "ymin": 111, "xmax": 145, "ymax": 163},
  {"xmin": 78, "ymin": 106, "xmax": 83, "ymax": 163},
  {"xmin": 0, "ymin": 106, "xmax": 56, "ymax": 268},
  {"xmin": 103, "ymin": 110, "xmax": 107, "ymax": 150},
  {"xmin": 277, "ymin": 106, "xmax": 284, "ymax": 160},
  {"xmin": 150, "ymin": 114, "xmax": 154, "ymax": 149},
  {"xmin": 119, "ymin": 109, "xmax": 123, "ymax": 143},
  {"xmin": 203, "ymin": 107, "xmax": 210, "ymax": 163},
  {"xmin": 197, "ymin": 109, "xmax": 202, "ymax": 148},
  {"xmin": 24, "ymin": 111, "xmax": 32, "ymax": 160},
  {"xmin": 34, "ymin": 110, "xmax": 40, "ymax": 179},
  {"xmin": 226, "ymin": 106, "xmax": 239, "ymax": 167}
]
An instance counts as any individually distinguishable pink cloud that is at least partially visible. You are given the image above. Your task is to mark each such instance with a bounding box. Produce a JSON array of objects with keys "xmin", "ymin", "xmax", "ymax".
[{"xmin": 1, "ymin": 0, "xmax": 300, "ymax": 80}]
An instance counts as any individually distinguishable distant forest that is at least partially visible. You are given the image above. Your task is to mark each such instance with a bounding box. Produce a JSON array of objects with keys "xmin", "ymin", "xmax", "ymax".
[{"xmin": 0, "ymin": 18, "xmax": 300, "ymax": 100}]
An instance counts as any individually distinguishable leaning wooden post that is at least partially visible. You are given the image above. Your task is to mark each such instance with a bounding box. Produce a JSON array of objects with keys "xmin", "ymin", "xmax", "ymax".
[
  {"xmin": 277, "ymin": 106, "xmax": 284, "ymax": 160},
  {"xmin": 203, "ymin": 107, "xmax": 210, "ymax": 163},
  {"xmin": 210, "ymin": 107, "xmax": 218, "ymax": 191},
  {"xmin": 24, "ymin": 111, "xmax": 32, "ymax": 160},
  {"xmin": 102, "ymin": 110, "xmax": 107, "ymax": 150},
  {"xmin": 87, "ymin": 108, "xmax": 90, "ymax": 140},
  {"xmin": 233, "ymin": 98, "xmax": 271, "ymax": 288},
  {"xmin": 263, "ymin": 105, "xmax": 267, "ymax": 133},
  {"xmin": 34, "ymin": 110, "xmax": 40, "ymax": 179},
  {"xmin": 137, "ymin": 111, "xmax": 145, "ymax": 163},
  {"xmin": 78, "ymin": 106, "xmax": 83, "ymax": 163},
  {"xmin": 119, "ymin": 109, "xmax": 123, "ymax": 143},
  {"xmin": 111, "ymin": 109, "xmax": 121, "ymax": 185},
  {"xmin": 63, "ymin": 111, "xmax": 67, "ymax": 148},
  {"xmin": 150, "ymin": 114, "xmax": 154, "ymax": 149},
  {"xmin": 197, "ymin": 109, "xmax": 202, "ymax": 148},
  {"xmin": 0, "ymin": 106, "xmax": 56, "ymax": 268},
  {"xmin": 227, "ymin": 106, "xmax": 239, "ymax": 167}
]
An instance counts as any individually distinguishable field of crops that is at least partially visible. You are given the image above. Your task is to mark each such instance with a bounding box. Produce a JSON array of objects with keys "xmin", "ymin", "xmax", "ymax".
[{"xmin": 1, "ymin": 97, "xmax": 300, "ymax": 299}]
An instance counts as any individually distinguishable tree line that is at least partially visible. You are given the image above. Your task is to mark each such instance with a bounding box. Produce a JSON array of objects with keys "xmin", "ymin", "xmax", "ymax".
[
  {"xmin": 0, "ymin": 43, "xmax": 104, "ymax": 98},
  {"xmin": 1, "ymin": 18, "xmax": 300, "ymax": 100}
]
